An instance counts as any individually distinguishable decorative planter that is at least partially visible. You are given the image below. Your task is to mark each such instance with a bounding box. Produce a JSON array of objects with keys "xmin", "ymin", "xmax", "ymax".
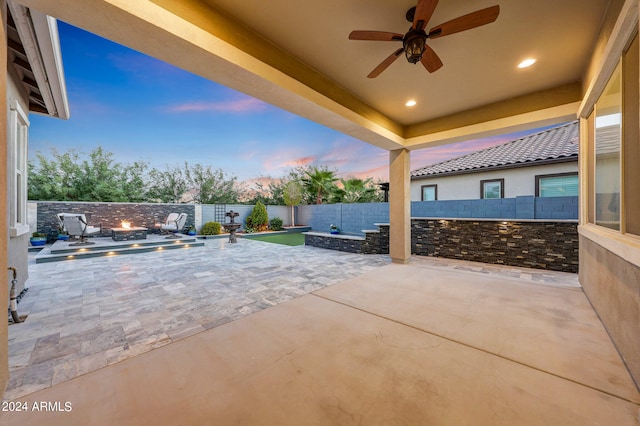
[
  {"xmin": 187, "ymin": 230, "xmax": 196, "ymax": 236},
  {"xmin": 57, "ymin": 234, "xmax": 70, "ymax": 241},
  {"xmin": 330, "ymin": 229, "xmax": 340, "ymax": 235},
  {"xmin": 30, "ymin": 237, "xmax": 47, "ymax": 247}
]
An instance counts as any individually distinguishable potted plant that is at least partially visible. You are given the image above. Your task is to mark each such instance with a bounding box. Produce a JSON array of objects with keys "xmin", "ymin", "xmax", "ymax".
[
  {"xmin": 57, "ymin": 226, "xmax": 69, "ymax": 241},
  {"xmin": 30, "ymin": 232, "xmax": 47, "ymax": 246},
  {"xmin": 186, "ymin": 225, "xmax": 197, "ymax": 236},
  {"xmin": 329, "ymin": 224, "xmax": 340, "ymax": 234}
]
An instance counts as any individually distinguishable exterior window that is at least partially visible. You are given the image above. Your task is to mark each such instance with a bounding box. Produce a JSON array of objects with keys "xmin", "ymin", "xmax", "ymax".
[
  {"xmin": 481, "ymin": 179, "xmax": 503, "ymax": 199},
  {"xmin": 9, "ymin": 100, "xmax": 30, "ymax": 237},
  {"xmin": 421, "ymin": 184, "xmax": 437, "ymax": 201},
  {"xmin": 594, "ymin": 62, "xmax": 621, "ymax": 230},
  {"xmin": 536, "ymin": 173, "xmax": 579, "ymax": 197}
]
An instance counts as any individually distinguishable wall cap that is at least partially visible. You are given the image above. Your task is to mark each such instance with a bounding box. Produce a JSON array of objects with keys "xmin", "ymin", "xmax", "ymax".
[
  {"xmin": 579, "ymin": 224, "xmax": 640, "ymax": 267},
  {"xmin": 411, "ymin": 217, "xmax": 578, "ymax": 223}
]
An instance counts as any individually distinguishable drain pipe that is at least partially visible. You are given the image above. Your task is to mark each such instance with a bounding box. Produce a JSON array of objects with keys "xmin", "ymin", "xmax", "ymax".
[{"xmin": 7, "ymin": 267, "xmax": 24, "ymax": 323}]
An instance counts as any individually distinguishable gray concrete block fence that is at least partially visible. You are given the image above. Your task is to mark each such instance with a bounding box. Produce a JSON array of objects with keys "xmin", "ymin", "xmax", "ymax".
[{"xmin": 298, "ymin": 196, "xmax": 578, "ymax": 235}]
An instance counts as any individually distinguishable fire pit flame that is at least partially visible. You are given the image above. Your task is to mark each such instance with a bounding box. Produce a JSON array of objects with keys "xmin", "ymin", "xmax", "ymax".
[{"xmin": 121, "ymin": 220, "xmax": 131, "ymax": 229}]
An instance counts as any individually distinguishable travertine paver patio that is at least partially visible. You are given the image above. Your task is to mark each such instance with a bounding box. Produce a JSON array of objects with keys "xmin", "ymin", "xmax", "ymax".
[{"xmin": 6, "ymin": 238, "xmax": 390, "ymax": 399}]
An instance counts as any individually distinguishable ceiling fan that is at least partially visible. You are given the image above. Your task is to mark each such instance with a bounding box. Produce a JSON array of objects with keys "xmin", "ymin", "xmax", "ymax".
[{"xmin": 348, "ymin": 0, "xmax": 500, "ymax": 78}]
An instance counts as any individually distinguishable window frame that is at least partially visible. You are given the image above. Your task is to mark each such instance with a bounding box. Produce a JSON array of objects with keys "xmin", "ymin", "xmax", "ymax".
[
  {"xmin": 535, "ymin": 172, "xmax": 579, "ymax": 197},
  {"xmin": 9, "ymin": 99, "xmax": 30, "ymax": 237},
  {"xmin": 480, "ymin": 178, "xmax": 504, "ymax": 199},
  {"xmin": 420, "ymin": 184, "xmax": 437, "ymax": 201},
  {"xmin": 594, "ymin": 61, "xmax": 622, "ymax": 231}
]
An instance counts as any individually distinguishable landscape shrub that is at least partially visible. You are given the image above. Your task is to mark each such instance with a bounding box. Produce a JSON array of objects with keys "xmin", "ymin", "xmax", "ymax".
[
  {"xmin": 246, "ymin": 201, "xmax": 269, "ymax": 232},
  {"xmin": 200, "ymin": 221, "xmax": 221, "ymax": 235},
  {"xmin": 269, "ymin": 217, "xmax": 283, "ymax": 231}
]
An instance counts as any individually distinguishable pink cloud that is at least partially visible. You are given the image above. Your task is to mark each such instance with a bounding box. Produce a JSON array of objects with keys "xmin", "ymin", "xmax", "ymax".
[
  {"xmin": 259, "ymin": 152, "xmax": 319, "ymax": 175},
  {"xmin": 164, "ymin": 97, "xmax": 267, "ymax": 114},
  {"xmin": 411, "ymin": 137, "xmax": 510, "ymax": 168},
  {"xmin": 342, "ymin": 165, "xmax": 388, "ymax": 181},
  {"xmin": 287, "ymin": 156, "xmax": 316, "ymax": 167}
]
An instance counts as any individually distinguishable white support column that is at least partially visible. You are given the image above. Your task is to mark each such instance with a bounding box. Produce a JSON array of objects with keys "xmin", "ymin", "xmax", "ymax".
[{"xmin": 389, "ymin": 148, "xmax": 411, "ymax": 264}]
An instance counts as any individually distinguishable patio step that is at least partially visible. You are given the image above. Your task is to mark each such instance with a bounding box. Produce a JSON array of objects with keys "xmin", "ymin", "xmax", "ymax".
[{"xmin": 34, "ymin": 236, "xmax": 204, "ymax": 263}]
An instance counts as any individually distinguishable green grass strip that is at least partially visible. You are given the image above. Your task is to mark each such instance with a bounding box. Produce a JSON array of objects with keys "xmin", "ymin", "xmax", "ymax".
[{"xmin": 246, "ymin": 232, "xmax": 305, "ymax": 246}]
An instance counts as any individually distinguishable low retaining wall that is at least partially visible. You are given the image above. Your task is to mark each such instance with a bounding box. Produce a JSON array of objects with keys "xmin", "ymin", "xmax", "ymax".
[
  {"xmin": 411, "ymin": 218, "xmax": 579, "ymax": 273},
  {"xmin": 305, "ymin": 218, "xmax": 579, "ymax": 273},
  {"xmin": 304, "ymin": 232, "xmax": 364, "ymax": 253}
]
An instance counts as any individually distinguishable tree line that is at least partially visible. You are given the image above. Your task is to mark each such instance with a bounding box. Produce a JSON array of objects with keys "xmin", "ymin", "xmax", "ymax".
[{"xmin": 27, "ymin": 146, "xmax": 385, "ymax": 205}]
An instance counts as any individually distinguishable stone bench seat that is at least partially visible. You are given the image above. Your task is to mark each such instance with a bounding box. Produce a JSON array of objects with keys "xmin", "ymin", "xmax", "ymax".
[{"xmin": 303, "ymin": 231, "xmax": 365, "ymax": 240}]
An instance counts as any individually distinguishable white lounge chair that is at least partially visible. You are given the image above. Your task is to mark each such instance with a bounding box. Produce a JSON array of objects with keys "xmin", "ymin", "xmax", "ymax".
[
  {"xmin": 160, "ymin": 213, "xmax": 188, "ymax": 238},
  {"xmin": 58, "ymin": 213, "xmax": 101, "ymax": 246}
]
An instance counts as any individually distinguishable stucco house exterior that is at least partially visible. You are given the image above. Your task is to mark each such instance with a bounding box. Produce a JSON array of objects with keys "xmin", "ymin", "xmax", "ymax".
[
  {"xmin": 410, "ymin": 121, "xmax": 578, "ymax": 201},
  {"xmin": 5, "ymin": 2, "xmax": 68, "ymax": 303}
]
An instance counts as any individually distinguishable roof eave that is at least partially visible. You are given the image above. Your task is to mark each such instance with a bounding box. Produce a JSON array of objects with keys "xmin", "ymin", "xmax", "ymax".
[
  {"xmin": 8, "ymin": 2, "xmax": 70, "ymax": 120},
  {"xmin": 410, "ymin": 155, "xmax": 578, "ymax": 180}
]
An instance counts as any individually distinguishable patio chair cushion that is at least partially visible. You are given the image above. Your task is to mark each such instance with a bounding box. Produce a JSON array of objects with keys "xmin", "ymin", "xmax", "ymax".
[
  {"xmin": 161, "ymin": 213, "xmax": 187, "ymax": 232},
  {"xmin": 58, "ymin": 214, "xmax": 100, "ymax": 238}
]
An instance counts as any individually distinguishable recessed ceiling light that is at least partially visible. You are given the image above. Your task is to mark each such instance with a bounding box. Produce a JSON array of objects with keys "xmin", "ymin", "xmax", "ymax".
[
  {"xmin": 405, "ymin": 100, "xmax": 417, "ymax": 107},
  {"xmin": 518, "ymin": 58, "xmax": 536, "ymax": 69}
]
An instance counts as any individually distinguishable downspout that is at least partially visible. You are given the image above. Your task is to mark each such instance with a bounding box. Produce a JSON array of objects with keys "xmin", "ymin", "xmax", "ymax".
[{"xmin": 7, "ymin": 267, "xmax": 25, "ymax": 323}]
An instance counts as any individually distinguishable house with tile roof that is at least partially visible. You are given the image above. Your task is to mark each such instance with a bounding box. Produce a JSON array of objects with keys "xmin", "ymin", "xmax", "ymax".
[
  {"xmin": 410, "ymin": 122, "xmax": 578, "ymax": 201},
  {"xmin": 6, "ymin": 2, "xmax": 69, "ymax": 305}
]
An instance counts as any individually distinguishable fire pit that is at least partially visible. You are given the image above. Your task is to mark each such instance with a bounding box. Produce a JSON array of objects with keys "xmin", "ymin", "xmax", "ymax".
[
  {"xmin": 222, "ymin": 210, "xmax": 241, "ymax": 243},
  {"xmin": 112, "ymin": 220, "xmax": 148, "ymax": 241}
]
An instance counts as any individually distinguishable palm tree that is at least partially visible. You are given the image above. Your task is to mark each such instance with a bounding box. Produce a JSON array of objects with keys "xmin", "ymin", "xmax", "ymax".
[
  {"xmin": 301, "ymin": 166, "xmax": 338, "ymax": 204},
  {"xmin": 333, "ymin": 177, "xmax": 382, "ymax": 203}
]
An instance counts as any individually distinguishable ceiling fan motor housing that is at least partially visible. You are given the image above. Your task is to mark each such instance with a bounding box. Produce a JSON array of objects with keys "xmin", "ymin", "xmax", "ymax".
[{"xmin": 403, "ymin": 29, "xmax": 427, "ymax": 63}]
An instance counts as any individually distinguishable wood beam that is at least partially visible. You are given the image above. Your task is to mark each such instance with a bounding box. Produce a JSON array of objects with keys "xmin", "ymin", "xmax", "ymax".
[
  {"xmin": 29, "ymin": 102, "xmax": 48, "ymax": 114},
  {"xmin": 7, "ymin": 37, "xmax": 25, "ymax": 55},
  {"xmin": 22, "ymin": 75, "xmax": 38, "ymax": 88},
  {"xmin": 13, "ymin": 56, "xmax": 31, "ymax": 71}
]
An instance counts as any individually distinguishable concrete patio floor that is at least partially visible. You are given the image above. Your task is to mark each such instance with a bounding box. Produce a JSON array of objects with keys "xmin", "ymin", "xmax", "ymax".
[{"xmin": 1, "ymin": 240, "xmax": 639, "ymax": 425}]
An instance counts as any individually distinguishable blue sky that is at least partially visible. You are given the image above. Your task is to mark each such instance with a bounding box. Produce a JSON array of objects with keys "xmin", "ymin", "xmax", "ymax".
[{"xmin": 30, "ymin": 22, "xmax": 546, "ymax": 184}]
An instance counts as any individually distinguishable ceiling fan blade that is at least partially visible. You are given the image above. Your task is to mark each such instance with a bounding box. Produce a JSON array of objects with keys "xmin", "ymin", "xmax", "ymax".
[
  {"xmin": 413, "ymin": 0, "xmax": 439, "ymax": 30},
  {"xmin": 428, "ymin": 5, "xmax": 499, "ymax": 39},
  {"xmin": 349, "ymin": 30, "xmax": 404, "ymax": 41},
  {"xmin": 367, "ymin": 48, "xmax": 404, "ymax": 78},
  {"xmin": 421, "ymin": 45, "xmax": 443, "ymax": 73}
]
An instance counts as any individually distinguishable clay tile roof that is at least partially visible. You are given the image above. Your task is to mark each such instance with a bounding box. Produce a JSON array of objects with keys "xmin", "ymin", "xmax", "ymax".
[{"xmin": 411, "ymin": 121, "xmax": 579, "ymax": 179}]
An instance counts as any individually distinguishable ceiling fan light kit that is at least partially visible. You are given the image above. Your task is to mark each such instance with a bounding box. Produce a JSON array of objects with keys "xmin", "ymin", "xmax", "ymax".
[
  {"xmin": 403, "ymin": 29, "xmax": 427, "ymax": 64},
  {"xmin": 348, "ymin": 0, "xmax": 500, "ymax": 78}
]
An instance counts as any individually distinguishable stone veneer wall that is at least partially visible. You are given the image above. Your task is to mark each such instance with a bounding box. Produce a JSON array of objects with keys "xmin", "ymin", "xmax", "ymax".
[
  {"xmin": 410, "ymin": 219, "xmax": 579, "ymax": 273},
  {"xmin": 307, "ymin": 219, "xmax": 578, "ymax": 273},
  {"xmin": 35, "ymin": 202, "xmax": 195, "ymax": 241},
  {"xmin": 361, "ymin": 226, "xmax": 389, "ymax": 254},
  {"xmin": 304, "ymin": 233, "xmax": 363, "ymax": 253}
]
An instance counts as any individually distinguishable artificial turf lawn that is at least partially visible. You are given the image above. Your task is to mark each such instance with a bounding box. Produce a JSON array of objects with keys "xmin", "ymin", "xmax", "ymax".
[{"xmin": 245, "ymin": 232, "xmax": 305, "ymax": 246}]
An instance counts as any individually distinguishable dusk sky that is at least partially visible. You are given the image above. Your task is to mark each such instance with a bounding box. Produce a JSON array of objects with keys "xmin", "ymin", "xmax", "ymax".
[{"xmin": 30, "ymin": 22, "xmax": 549, "ymax": 184}]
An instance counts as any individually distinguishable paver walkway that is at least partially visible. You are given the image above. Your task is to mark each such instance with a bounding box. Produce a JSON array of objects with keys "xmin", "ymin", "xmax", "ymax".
[{"xmin": 6, "ymin": 238, "xmax": 389, "ymax": 399}]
